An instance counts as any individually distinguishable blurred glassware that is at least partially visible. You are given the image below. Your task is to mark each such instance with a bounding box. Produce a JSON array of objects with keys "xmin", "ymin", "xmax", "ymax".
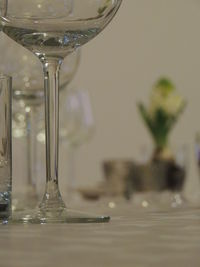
[
  {"xmin": 60, "ymin": 87, "xmax": 95, "ymax": 146},
  {"xmin": 0, "ymin": 34, "xmax": 81, "ymax": 92},
  {"xmin": 131, "ymin": 144, "xmax": 188, "ymax": 210},
  {"xmin": 61, "ymin": 87, "xmax": 96, "ymax": 202},
  {"xmin": 0, "ymin": 74, "xmax": 12, "ymax": 222},
  {"xmin": 0, "ymin": 34, "xmax": 81, "ymax": 210},
  {"xmin": 37, "ymin": 87, "xmax": 95, "ymax": 202}
]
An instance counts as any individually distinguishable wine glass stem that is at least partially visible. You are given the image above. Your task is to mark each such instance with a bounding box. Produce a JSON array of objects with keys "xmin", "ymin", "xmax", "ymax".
[{"xmin": 43, "ymin": 58, "xmax": 62, "ymax": 188}]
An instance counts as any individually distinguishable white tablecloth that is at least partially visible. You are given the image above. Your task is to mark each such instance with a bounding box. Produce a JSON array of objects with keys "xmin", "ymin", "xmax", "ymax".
[{"xmin": 0, "ymin": 198, "xmax": 200, "ymax": 267}]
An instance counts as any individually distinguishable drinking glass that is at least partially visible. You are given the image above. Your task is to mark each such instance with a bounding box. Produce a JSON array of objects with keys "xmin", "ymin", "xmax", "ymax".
[
  {"xmin": 0, "ymin": 34, "xmax": 80, "ymax": 210},
  {"xmin": 132, "ymin": 144, "xmax": 188, "ymax": 210},
  {"xmin": 0, "ymin": 0, "xmax": 122, "ymax": 223},
  {"xmin": 37, "ymin": 87, "xmax": 95, "ymax": 202},
  {"xmin": 10, "ymin": 48, "xmax": 81, "ymax": 211},
  {"xmin": 0, "ymin": 74, "xmax": 12, "ymax": 223},
  {"xmin": 60, "ymin": 87, "xmax": 95, "ymax": 146},
  {"xmin": 60, "ymin": 87, "xmax": 96, "ymax": 201}
]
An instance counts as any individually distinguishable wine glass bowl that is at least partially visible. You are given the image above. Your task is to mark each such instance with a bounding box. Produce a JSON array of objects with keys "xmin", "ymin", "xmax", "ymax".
[
  {"xmin": 2, "ymin": 0, "xmax": 122, "ymax": 59},
  {"xmin": 60, "ymin": 87, "xmax": 95, "ymax": 146},
  {"xmin": 0, "ymin": 0, "xmax": 122, "ymax": 223}
]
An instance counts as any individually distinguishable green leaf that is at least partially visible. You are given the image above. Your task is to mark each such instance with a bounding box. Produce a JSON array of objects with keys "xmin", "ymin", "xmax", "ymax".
[{"xmin": 138, "ymin": 77, "xmax": 187, "ymax": 149}]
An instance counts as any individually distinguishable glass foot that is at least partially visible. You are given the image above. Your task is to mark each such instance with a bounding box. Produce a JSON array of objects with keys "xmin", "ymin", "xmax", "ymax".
[{"xmin": 4, "ymin": 208, "xmax": 110, "ymax": 224}]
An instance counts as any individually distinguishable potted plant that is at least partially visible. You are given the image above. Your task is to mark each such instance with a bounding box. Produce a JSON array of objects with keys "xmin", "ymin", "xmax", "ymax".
[{"xmin": 137, "ymin": 78, "xmax": 187, "ymax": 191}]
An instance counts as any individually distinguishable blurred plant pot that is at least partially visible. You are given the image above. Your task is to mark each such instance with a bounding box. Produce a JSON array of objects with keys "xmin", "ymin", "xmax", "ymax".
[
  {"xmin": 131, "ymin": 144, "xmax": 188, "ymax": 199},
  {"xmin": 131, "ymin": 159, "xmax": 186, "ymax": 192},
  {"xmin": 80, "ymin": 145, "xmax": 188, "ymax": 204},
  {"xmin": 101, "ymin": 150, "xmax": 187, "ymax": 200}
]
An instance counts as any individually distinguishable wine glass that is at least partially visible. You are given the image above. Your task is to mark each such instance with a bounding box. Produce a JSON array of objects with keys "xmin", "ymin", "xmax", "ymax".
[
  {"xmin": 60, "ymin": 87, "xmax": 95, "ymax": 147},
  {"xmin": 0, "ymin": 0, "xmax": 122, "ymax": 223},
  {"xmin": 0, "ymin": 33, "xmax": 81, "ymax": 210},
  {"xmin": 60, "ymin": 87, "xmax": 96, "ymax": 202},
  {"xmin": 36, "ymin": 87, "xmax": 95, "ymax": 203}
]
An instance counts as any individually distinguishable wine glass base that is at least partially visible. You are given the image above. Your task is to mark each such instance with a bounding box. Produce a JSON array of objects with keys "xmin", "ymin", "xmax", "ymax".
[{"xmin": 3, "ymin": 208, "xmax": 110, "ymax": 224}]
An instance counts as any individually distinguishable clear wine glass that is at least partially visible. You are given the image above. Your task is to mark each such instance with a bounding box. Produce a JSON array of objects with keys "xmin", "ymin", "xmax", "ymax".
[
  {"xmin": 0, "ymin": 0, "xmax": 122, "ymax": 223},
  {"xmin": 0, "ymin": 33, "xmax": 81, "ymax": 210}
]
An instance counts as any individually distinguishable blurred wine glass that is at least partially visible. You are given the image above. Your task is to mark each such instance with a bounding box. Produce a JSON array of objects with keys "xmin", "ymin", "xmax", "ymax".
[
  {"xmin": 37, "ymin": 87, "xmax": 95, "ymax": 202},
  {"xmin": 132, "ymin": 144, "xmax": 188, "ymax": 210},
  {"xmin": 60, "ymin": 87, "xmax": 95, "ymax": 146},
  {"xmin": 61, "ymin": 87, "xmax": 95, "ymax": 202},
  {"xmin": 0, "ymin": 33, "xmax": 81, "ymax": 210}
]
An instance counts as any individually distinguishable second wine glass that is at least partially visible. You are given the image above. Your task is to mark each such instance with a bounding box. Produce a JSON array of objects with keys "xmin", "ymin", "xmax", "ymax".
[{"xmin": 0, "ymin": 33, "xmax": 81, "ymax": 210}]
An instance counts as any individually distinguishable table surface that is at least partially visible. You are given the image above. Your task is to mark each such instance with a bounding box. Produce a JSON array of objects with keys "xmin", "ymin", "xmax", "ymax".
[{"xmin": 0, "ymin": 197, "xmax": 200, "ymax": 267}]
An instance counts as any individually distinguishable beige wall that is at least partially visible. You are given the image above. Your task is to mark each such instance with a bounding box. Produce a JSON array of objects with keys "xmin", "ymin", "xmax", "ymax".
[{"xmin": 66, "ymin": 0, "xmax": 200, "ymax": 200}]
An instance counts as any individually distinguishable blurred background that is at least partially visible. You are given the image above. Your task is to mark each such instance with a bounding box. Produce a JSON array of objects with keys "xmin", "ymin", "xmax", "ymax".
[{"xmin": 69, "ymin": 0, "xmax": 200, "ymax": 200}]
